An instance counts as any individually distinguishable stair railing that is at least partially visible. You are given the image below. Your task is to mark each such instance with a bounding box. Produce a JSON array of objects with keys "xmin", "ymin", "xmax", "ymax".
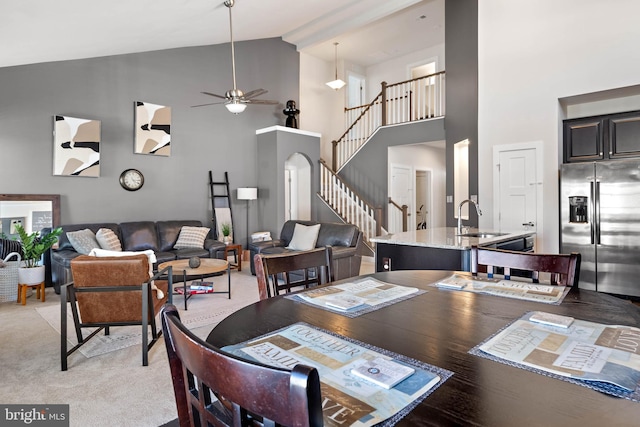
[
  {"xmin": 332, "ymin": 71, "xmax": 445, "ymax": 172},
  {"xmin": 388, "ymin": 198, "xmax": 408, "ymax": 233},
  {"xmin": 319, "ymin": 160, "xmax": 382, "ymax": 247}
]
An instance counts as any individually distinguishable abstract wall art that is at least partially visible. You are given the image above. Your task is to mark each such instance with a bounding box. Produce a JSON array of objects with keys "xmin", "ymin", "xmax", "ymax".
[
  {"xmin": 53, "ymin": 115, "xmax": 101, "ymax": 177},
  {"xmin": 135, "ymin": 101, "xmax": 171, "ymax": 156}
]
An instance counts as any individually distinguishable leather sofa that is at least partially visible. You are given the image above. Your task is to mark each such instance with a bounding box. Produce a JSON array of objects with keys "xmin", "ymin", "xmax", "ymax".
[
  {"xmin": 48, "ymin": 220, "xmax": 226, "ymax": 294},
  {"xmin": 249, "ymin": 220, "xmax": 363, "ymax": 281}
]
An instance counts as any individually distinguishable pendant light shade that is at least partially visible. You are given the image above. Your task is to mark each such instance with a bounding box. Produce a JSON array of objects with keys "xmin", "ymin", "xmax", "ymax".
[{"xmin": 326, "ymin": 42, "xmax": 346, "ymax": 90}]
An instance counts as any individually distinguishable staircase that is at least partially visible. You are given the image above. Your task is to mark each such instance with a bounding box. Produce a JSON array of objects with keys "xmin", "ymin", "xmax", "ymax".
[{"xmin": 319, "ymin": 71, "xmax": 446, "ymax": 248}]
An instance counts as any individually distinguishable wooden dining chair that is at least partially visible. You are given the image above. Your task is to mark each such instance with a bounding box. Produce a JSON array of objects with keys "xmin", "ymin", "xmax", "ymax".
[
  {"xmin": 161, "ymin": 304, "xmax": 323, "ymax": 427},
  {"xmin": 254, "ymin": 246, "xmax": 334, "ymax": 300},
  {"xmin": 470, "ymin": 245, "xmax": 581, "ymax": 286}
]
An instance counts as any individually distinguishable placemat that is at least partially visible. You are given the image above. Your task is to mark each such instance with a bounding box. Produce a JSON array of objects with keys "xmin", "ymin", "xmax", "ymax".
[
  {"xmin": 432, "ymin": 272, "xmax": 571, "ymax": 305},
  {"xmin": 469, "ymin": 311, "xmax": 640, "ymax": 402},
  {"xmin": 223, "ymin": 322, "xmax": 453, "ymax": 427},
  {"xmin": 285, "ymin": 278, "xmax": 426, "ymax": 318}
]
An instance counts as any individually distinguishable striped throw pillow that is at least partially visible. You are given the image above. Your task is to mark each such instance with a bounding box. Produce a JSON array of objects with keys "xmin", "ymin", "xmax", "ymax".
[
  {"xmin": 96, "ymin": 228, "xmax": 122, "ymax": 251},
  {"xmin": 174, "ymin": 226, "xmax": 210, "ymax": 249}
]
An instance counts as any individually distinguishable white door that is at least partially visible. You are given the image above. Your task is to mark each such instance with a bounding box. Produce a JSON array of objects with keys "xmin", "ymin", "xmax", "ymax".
[
  {"xmin": 495, "ymin": 147, "xmax": 538, "ymax": 233},
  {"xmin": 390, "ymin": 164, "xmax": 413, "ymax": 232}
]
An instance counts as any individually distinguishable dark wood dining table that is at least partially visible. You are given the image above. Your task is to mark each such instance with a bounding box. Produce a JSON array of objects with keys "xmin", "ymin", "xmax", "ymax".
[{"xmin": 206, "ymin": 270, "xmax": 640, "ymax": 426}]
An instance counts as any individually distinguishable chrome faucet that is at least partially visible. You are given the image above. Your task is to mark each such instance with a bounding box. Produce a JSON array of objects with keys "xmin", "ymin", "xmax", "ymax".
[{"xmin": 457, "ymin": 199, "xmax": 482, "ymax": 235}]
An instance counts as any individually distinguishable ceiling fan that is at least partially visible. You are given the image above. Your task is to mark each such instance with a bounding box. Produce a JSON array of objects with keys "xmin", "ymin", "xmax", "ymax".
[{"xmin": 192, "ymin": 0, "xmax": 278, "ymax": 114}]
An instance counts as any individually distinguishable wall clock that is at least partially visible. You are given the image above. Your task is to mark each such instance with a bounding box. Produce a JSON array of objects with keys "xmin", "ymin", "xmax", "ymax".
[{"xmin": 119, "ymin": 168, "xmax": 144, "ymax": 191}]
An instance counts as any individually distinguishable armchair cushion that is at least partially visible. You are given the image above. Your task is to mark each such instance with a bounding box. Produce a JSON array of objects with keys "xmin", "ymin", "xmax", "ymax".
[
  {"xmin": 66, "ymin": 229, "xmax": 100, "ymax": 254},
  {"xmin": 174, "ymin": 226, "xmax": 210, "ymax": 249},
  {"xmin": 286, "ymin": 223, "xmax": 321, "ymax": 251}
]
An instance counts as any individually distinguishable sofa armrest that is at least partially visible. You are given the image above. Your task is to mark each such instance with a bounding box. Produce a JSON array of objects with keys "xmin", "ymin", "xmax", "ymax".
[{"xmin": 249, "ymin": 239, "xmax": 286, "ymax": 274}]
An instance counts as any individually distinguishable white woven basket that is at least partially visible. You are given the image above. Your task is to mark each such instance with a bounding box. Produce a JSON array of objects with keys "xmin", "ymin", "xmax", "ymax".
[{"xmin": 0, "ymin": 252, "xmax": 21, "ymax": 302}]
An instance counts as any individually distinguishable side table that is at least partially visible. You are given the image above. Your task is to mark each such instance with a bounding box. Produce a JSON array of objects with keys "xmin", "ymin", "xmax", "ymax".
[{"xmin": 223, "ymin": 243, "xmax": 243, "ymax": 271}]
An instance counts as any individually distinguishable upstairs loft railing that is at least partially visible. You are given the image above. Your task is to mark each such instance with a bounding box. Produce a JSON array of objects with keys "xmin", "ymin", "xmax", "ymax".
[
  {"xmin": 332, "ymin": 71, "xmax": 445, "ymax": 172},
  {"xmin": 319, "ymin": 160, "xmax": 382, "ymax": 249}
]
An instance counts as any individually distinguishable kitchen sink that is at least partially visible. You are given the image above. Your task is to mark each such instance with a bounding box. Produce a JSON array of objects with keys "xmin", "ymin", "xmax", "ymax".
[{"xmin": 458, "ymin": 232, "xmax": 509, "ymax": 238}]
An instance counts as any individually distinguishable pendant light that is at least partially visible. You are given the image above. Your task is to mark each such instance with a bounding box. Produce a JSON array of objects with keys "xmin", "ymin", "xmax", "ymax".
[{"xmin": 326, "ymin": 42, "xmax": 346, "ymax": 90}]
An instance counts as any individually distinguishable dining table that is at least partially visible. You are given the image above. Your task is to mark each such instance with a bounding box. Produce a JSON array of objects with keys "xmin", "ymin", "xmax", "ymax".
[{"xmin": 206, "ymin": 270, "xmax": 640, "ymax": 426}]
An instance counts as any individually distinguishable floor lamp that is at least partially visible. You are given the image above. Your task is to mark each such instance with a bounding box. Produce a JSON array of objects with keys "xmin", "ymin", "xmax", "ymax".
[{"xmin": 237, "ymin": 187, "xmax": 258, "ymax": 249}]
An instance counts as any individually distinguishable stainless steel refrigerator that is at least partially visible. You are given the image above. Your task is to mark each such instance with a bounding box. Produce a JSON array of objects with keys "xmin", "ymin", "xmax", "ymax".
[{"xmin": 560, "ymin": 160, "xmax": 640, "ymax": 297}]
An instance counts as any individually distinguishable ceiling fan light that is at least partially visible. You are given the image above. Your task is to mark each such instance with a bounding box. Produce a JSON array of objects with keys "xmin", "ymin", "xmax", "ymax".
[
  {"xmin": 225, "ymin": 101, "xmax": 247, "ymax": 114},
  {"xmin": 326, "ymin": 79, "xmax": 346, "ymax": 90}
]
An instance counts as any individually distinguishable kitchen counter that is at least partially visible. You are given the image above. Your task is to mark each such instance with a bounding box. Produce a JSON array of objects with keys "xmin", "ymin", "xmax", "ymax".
[
  {"xmin": 370, "ymin": 227, "xmax": 535, "ymax": 250},
  {"xmin": 370, "ymin": 227, "xmax": 535, "ymax": 272}
]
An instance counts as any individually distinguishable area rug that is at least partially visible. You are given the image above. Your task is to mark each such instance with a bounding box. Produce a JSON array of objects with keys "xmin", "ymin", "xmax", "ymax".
[{"xmin": 36, "ymin": 276, "xmax": 260, "ymax": 358}]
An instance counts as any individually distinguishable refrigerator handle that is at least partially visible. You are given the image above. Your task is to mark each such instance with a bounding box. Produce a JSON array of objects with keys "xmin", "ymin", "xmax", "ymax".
[
  {"xmin": 595, "ymin": 181, "xmax": 601, "ymax": 244},
  {"xmin": 590, "ymin": 181, "xmax": 596, "ymax": 245}
]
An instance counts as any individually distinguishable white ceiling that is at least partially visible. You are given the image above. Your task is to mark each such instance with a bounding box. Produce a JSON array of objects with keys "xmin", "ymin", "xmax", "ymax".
[{"xmin": 1, "ymin": 0, "xmax": 443, "ymax": 69}]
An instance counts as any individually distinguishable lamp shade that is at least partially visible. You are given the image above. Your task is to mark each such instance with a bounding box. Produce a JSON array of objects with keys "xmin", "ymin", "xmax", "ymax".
[
  {"xmin": 237, "ymin": 187, "xmax": 258, "ymax": 200},
  {"xmin": 326, "ymin": 79, "xmax": 346, "ymax": 90},
  {"xmin": 225, "ymin": 101, "xmax": 247, "ymax": 114}
]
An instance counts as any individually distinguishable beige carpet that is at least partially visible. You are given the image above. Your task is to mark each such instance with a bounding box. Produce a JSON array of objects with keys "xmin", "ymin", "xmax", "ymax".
[
  {"xmin": 0, "ymin": 257, "xmax": 373, "ymax": 427},
  {"xmin": 36, "ymin": 281, "xmax": 258, "ymax": 358},
  {"xmin": 0, "ymin": 267, "xmax": 260, "ymax": 427}
]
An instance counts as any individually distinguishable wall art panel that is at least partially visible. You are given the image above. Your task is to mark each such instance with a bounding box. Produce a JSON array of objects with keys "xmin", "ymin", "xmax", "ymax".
[
  {"xmin": 135, "ymin": 101, "xmax": 171, "ymax": 156},
  {"xmin": 53, "ymin": 115, "xmax": 101, "ymax": 177}
]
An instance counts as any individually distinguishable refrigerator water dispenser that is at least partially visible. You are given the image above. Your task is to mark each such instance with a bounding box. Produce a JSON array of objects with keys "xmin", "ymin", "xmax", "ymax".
[{"xmin": 569, "ymin": 196, "xmax": 588, "ymax": 223}]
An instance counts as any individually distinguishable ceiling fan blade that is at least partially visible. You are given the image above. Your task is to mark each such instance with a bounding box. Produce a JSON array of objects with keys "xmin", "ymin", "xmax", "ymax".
[
  {"xmin": 191, "ymin": 101, "xmax": 226, "ymax": 108},
  {"xmin": 201, "ymin": 91, "xmax": 228, "ymax": 100},
  {"xmin": 248, "ymin": 99, "xmax": 280, "ymax": 105},
  {"xmin": 243, "ymin": 88, "xmax": 268, "ymax": 99}
]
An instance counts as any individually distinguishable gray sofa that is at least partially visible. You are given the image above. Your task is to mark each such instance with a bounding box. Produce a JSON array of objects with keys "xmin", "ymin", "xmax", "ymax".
[
  {"xmin": 249, "ymin": 220, "xmax": 363, "ymax": 280},
  {"xmin": 48, "ymin": 220, "xmax": 226, "ymax": 294}
]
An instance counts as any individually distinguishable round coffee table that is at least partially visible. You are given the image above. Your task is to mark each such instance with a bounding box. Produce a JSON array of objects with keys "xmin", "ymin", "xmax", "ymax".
[{"xmin": 158, "ymin": 258, "xmax": 230, "ymax": 310}]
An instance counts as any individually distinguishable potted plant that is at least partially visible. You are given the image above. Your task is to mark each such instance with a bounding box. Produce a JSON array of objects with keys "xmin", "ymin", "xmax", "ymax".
[
  {"xmin": 221, "ymin": 223, "xmax": 232, "ymax": 244},
  {"xmin": 15, "ymin": 224, "xmax": 62, "ymax": 284}
]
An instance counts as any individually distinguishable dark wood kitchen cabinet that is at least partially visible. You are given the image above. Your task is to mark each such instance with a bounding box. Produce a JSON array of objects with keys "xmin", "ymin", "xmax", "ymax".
[{"xmin": 564, "ymin": 110, "xmax": 640, "ymax": 163}]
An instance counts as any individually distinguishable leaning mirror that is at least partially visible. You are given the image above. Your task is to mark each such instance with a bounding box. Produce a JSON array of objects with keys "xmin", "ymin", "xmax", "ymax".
[{"xmin": 0, "ymin": 194, "xmax": 61, "ymax": 238}]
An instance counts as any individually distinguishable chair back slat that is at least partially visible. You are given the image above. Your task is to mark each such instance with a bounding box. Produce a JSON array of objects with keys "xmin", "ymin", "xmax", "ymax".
[
  {"xmin": 161, "ymin": 304, "xmax": 323, "ymax": 427},
  {"xmin": 470, "ymin": 246, "xmax": 581, "ymax": 287},
  {"xmin": 255, "ymin": 247, "xmax": 334, "ymax": 299}
]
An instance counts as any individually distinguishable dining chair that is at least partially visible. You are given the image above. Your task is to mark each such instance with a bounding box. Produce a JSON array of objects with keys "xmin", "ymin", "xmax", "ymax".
[
  {"xmin": 161, "ymin": 304, "xmax": 323, "ymax": 427},
  {"xmin": 60, "ymin": 254, "xmax": 172, "ymax": 370},
  {"xmin": 470, "ymin": 245, "xmax": 581, "ymax": 286},
  {"xmin": 254, "ymin": 246, "xmax": 334, "ymax": 300}
]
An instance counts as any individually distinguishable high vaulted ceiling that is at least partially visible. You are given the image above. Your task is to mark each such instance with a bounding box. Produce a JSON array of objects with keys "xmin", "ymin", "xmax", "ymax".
[{"xmin": 2, "ymin": 0, "xmax": 443, "ymax": 69}]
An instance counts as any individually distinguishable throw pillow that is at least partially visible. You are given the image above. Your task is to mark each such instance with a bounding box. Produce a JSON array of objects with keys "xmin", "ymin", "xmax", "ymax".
[
  {"xmin": 286, "ymin": 223, "xmax": 321, "ymax": 251},
  {"xmin": 66, "ymin": 229, "xmax": 100, "ymax": 255},
  {"xmin": 95, "ymin": 228, "xmax": 122, "ymax": 251},
  {"xmin": 174, "ymin": 226, "xmax": 210, "ymax": 249}
]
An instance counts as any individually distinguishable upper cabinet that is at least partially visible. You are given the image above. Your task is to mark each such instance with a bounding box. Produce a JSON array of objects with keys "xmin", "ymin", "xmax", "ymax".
[{"xmin": 564, "ymin": 110, "xmax": 640, "ymax": 163}]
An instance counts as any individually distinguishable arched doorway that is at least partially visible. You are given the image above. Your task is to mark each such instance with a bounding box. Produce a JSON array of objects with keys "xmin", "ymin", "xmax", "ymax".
[{"xmin": 284, "ymin": 153, "xmax": 312, "ymax": 220}]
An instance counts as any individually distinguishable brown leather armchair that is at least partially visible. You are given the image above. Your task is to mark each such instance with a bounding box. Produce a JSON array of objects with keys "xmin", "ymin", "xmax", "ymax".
[{"xmin": 60, "ymin": 254, "xmax": 173, "ymax": 370}]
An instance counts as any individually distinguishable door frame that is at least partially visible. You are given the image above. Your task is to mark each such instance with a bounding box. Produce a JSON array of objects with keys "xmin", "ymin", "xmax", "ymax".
[{"xmin": 492, "ymin": 141, "xmax": 544, "ymax": 241}]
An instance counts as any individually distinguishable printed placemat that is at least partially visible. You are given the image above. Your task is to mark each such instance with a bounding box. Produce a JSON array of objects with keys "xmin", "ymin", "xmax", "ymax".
[
  {"xmin": 223, "ymin": 322, "xmax": 453, "ymax": 426},
  {"xmin": 285, "ymin": 277, "xmax": 426, "ymax": 318},
  {"xmin": 469, "ymin": 311, "xmax": 640, "ymax": 402}
]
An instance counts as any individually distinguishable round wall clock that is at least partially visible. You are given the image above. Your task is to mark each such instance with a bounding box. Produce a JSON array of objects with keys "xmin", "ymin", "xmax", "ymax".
[{"xmin": 119, "ymin": 168, "xmax": 144, "ymax": 191}]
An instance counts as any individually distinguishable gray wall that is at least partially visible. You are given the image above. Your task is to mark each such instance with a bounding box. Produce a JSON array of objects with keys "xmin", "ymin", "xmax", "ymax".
[
  {"xmin": 338, "ymin": 119, "xmax": 446, "ymax": 223},
  {"xmin": 0, "ymin": 38, "xmax": 299, "ymax": 246},
  {"xmin": 445, "ymin": 0, "xmax": 479, "ymax": 227},
  {"xmin": 256, "ymin": 128, "xmax": 320, "ymax": 237}
]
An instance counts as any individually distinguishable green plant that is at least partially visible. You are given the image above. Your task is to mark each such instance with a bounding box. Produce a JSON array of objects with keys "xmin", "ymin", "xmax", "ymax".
[
  {"xmin": 15, "ymin": 224, "xmax": 63, "ymax": 268},
  {"xmin": 221, "ymin": 223, "xmax": 231, "ymax": 237}
]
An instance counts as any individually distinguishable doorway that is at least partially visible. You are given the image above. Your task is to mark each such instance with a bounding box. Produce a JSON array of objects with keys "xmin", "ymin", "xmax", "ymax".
[
  {"xmin": 284, "ymin": 153, "xmax": 312, "ymax": 221},
  {"xmin": 493, "ymin": 142, "xmax": 543, "ymax": 238},
  {"xmin": 415, "ymin": 169, "xmax": 432, "ymax": 229}
]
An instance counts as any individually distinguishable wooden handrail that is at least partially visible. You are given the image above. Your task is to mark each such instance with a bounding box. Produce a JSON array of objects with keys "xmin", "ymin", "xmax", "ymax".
[{"xmin": 388, "ymin": 198, "xmax": 408, "ymax": 232}]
